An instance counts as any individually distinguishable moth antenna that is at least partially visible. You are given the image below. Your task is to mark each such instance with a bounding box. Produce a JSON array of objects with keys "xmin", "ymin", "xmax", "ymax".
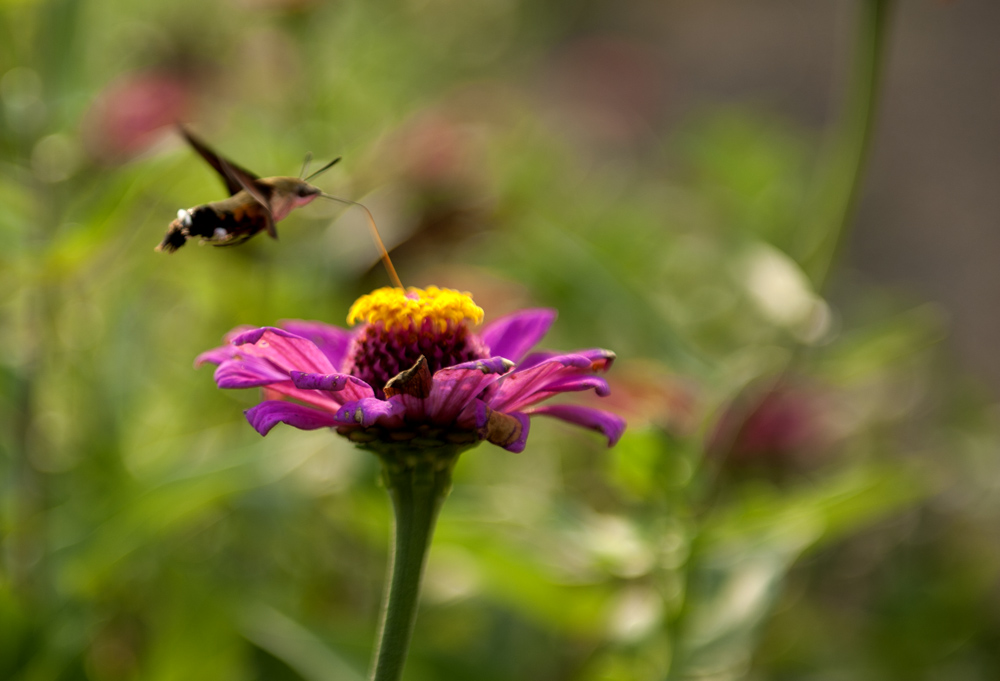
[
  {"xmin": 304, "ymin": 157, "xmax": 341, "ymax": 182},
  {"xmin": 299, "ymin": 152, "xmax": 313, "ymax": 179},
  {"xmin": 320, "ymin": 193, "xmax": 403, "ymax": 289}
]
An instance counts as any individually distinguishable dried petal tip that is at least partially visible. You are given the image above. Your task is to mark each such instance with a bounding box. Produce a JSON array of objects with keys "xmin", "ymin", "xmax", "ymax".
[
  {"xmin": 347, "ymin": 286, "xmax": 484, "ymax": 332},
  {"xmin": 384, "ymin": 356, "xmax": 433, "ymax": 399}
]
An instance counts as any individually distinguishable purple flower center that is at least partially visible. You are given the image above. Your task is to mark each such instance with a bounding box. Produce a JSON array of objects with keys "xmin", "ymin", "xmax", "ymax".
[{"xmin": 343, "ymin": 318, "xmax": 489, "ymax": 398}]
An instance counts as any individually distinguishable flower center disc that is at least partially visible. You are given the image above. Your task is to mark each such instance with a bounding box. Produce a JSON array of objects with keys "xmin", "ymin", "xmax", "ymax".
[{"xmin": 344, "ymin": 287, "xmax": 488, "ymax": 396}]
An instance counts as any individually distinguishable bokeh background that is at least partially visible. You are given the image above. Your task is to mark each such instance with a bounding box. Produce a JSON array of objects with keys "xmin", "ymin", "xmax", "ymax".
[{"xmin": 3, "ymin": 1, "xmax": 1000, "ymax": 680}]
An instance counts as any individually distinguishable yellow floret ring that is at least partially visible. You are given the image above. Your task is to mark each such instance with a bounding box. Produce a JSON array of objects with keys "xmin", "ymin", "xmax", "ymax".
[{"xmin": 347, "ymin": 286, "xmax": 485, "ymax": 332}]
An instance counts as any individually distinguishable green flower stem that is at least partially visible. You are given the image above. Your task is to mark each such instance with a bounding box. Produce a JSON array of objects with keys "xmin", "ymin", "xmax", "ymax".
[
  {"xmin": 804, "ymin": 0, "xmax": 894, "ymax": 289},
  {"xmin": 369, "ymin": 448, "xmax": 463, "ymax": 681}
]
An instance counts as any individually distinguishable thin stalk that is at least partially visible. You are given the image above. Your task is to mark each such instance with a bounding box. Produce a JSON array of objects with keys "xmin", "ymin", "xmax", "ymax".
[
  {"xmin": 680, "ymin": 5, "xmax": 896, "ymax": 673},
  {"xmin": 804, "ymin": 0, "xmax": 894, "ymax": 289},
  {"xmin": 369, "ymin": 452, "xmax": 459, "ymax": 681}
]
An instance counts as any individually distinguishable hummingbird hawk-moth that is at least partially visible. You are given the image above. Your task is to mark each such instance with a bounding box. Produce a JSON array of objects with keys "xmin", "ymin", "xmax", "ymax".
[{"xmin": 156, "ymin": 129, "xmax": 341, "ymax": 253}]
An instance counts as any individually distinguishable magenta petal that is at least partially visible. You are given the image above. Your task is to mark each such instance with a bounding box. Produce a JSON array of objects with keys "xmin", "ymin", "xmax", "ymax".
[
  {"xmin": 426, "ymin": 358, "xmax": 515, "ymax": 423},
  {"xmin": 195, "ymin": 325, "xmax": 260, "ymax": 367},
  {"xmin": 474, "ymin": 400, "xmax": 490, "ymax": 429},
  {"xmin": 488, "ymin": 354, "xmax": 596, "ymax": 412},
  {"xmin": 214, "ymin": 357, "xmax": 288, "ymax": 388},
  {"xmin": 452, "ymin": 357, "xmax": 516, "ymax": 375},
  {"xmin": 527, "ymin": 404, "xmax": 626, "ymax": 447},
  {"xmin": 519, "ymin": 348, "xmax": 616, "ymax": 372},
  {"xmin": 257, "ymin": 384, "xmax": 341, "ymax": 412},
  {"xmin": 279, "ymin": 320, "xmax": 355, "ymax": 371},
  {"xmin": 578, "ymin": 348, "xmax": 617, "ymax": 371},
  {"xmin": 244, "ymin": 400, "xmax": 340, "ymax": 436},
  {"xmin": 290, "ymin": 371, "xmax": 374, "ymax": 403},
  {"xmin": 195, "ymin": 346, "xmax": 236, "ymax": 368},
  {"xmin": 515, "ymin": 350, "xmax": 558, "ymax": 371},
  {"xmin": 336, "ymin": 397, "xmax": 405, "ymax": 428},
  {"xmin": 480, "ymin": 309, "xmax": 557, "ymax": 364},
  {"xmin": 224, "ymin": 324, "xmax": 258, "ymax": 342},
  {"xmin": 539, "ymin": 375, "xmax": 611, "ymax": 398},
  {"xmin": 506, "ymin": 413, "xmax": 530, "ymax": 452},
  {"xmin": 232, "ymin": 327, "xmax": 335, "ymax": 375},
  {"xmin": 391, "ymin": 394, "xmax": 427, "ymax": 423},
  {"xmin": 456, "ymin": 399, "xmax": 480, "ymax": 429}
]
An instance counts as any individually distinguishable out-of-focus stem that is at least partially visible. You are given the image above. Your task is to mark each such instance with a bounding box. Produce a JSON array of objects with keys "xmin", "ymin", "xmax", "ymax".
[{"xmin": 804, "ymin": 0, "xmax": 894, "ymax": 289}]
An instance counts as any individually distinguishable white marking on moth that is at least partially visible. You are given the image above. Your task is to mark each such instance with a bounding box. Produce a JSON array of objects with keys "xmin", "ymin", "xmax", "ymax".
[
  {"xmin": 177, "ymin": 209, "xmax": 193, "ymax": 227},
  {"xmin": 213, "ymin": 227, "xmax": 228, "ymax": 239}
]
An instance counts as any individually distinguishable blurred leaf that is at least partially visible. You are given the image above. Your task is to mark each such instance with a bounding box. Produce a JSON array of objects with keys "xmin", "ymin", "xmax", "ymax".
[
  {"xmin": 669, "ymin": 464, "xmax": 926, "ymax": 680},
  {"xmin": 239, "ymin": 603, "xmax": 365, "ymax": 681}
]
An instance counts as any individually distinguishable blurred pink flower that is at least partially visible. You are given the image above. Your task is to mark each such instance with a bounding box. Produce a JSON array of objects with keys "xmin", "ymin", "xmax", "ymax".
[
  {"xmin": 83, "ymin": 71, "xmax": 194, "ymax": 162},
  {"xmin": 709, "ymin": 378, "xmax": 834, "ymax": 473}
]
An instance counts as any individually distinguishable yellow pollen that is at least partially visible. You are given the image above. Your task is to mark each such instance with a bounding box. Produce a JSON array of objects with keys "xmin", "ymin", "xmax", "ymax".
[{"xmin": 347, "ymin": 286, "xmax": 484, "ymax": 332}]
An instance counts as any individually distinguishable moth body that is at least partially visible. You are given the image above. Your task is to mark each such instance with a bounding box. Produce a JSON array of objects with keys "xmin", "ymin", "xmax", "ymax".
[{"xmin": 156, "ymin": 129, "xmax": 332, "ymax": 253}]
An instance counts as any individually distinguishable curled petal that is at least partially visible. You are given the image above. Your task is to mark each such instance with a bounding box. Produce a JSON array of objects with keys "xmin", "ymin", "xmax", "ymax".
[
  {"xmin": 195, "ymin": 325, "xmax": 261, "ymax": 367},
  {"xmin": 232, "ymin": 327, "xmax": 336, "ymax": 375},
  {"xmin": 526, "ymin": 375, "xmax": 611, "ymax": 404},
  {"xmin": 480, "ymin": 308, "xmax": 557, "ymax": 364},
  {"xmin": 475, "ymin": 401, "xmax": 530, "ymax": 453},
  {"xmin": 214, "ymin": 356, "xmax": 288, "ymax": 388},
  {"xmin": 581, "ymin": 348, "xmax": 616, "ymax": 371},
  {"xmin": 453, "ymin": 356, "xmax": 517, "ymax": 374},
  {"xmin": 279, "ymin": 320, "xmax": 355, "ymax": 371},
  {"xmin": 244, "ymin": 400, "xmax": 340, "ymax": 436},
  {"xmin": 195, "ymin": 346, "xmax": 236, "ymax": 368},
  {"xmin": 224, "ymin": 324, "xmax": 258, "ymax": 342},
  {"xmin": 290, "ymin": 371, "xmax": 374, "ymax": 403},
  {"xmin": 515, "ymin": 351, "xmax": 557, "ymax": 371},
  {"xmin": 489, "ymin": 352, "xmax": 611, "ymax": 412},
  {"xmin": 519, "ymin": 348, "xmax": 616, "ymax": 372},
  {"xmin": 336, "ymin": 397, "xmax": 406, "ymax": 429},
  {"xmin": 526, "ymin": 404, "xmax": 626, "ymax": 447},
  {"xmin": 427, "ymin": 357, "xmax": 515, "ymax": 424}
]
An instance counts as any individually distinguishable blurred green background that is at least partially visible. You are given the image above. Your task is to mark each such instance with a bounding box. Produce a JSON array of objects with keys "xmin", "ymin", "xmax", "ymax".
[{"xmin": 3, "ymin": 0, "xmax": 1000, "ymax": 679}]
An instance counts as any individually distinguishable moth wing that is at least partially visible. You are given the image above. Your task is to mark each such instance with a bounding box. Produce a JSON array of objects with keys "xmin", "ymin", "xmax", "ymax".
[
  {"xmin": 179, "ymin": 128, "xmax": 261, "ymax": 196},
  {"xmin": 214, "ymin": 156, "xmax": 279, "ymax": 240}
]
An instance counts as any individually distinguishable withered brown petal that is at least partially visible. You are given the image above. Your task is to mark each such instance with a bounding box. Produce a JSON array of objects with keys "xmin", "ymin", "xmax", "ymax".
[
  {"xmin": 482, "ymin": 407, "xmax": 523, "ymax": 449},
  {"xmin": 383, "ymin": 355, "xmax": 432, "ymax": 399}
]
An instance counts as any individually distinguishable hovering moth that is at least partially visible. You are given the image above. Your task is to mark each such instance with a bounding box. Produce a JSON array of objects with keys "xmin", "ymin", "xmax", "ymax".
[{"xmin": 156, "ymin": 129, "xmax": 341, "ymax": 253}]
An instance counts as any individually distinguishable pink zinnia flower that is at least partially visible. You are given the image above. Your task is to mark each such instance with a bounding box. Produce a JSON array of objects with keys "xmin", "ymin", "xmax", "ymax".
[{"xmin": 197, "ymin": 286, "xmax": 625, "ymax": 453}]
